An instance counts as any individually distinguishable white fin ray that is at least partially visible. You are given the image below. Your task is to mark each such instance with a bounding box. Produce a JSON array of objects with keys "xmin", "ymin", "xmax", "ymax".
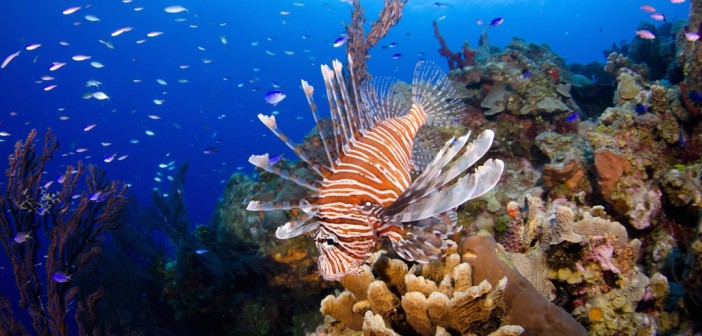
[
  {"xmin": 360, "ymin": 76, "xmax": 411, "ymax": 126},
  {"xmin": 300, "ymin": 80, "xmax": 336, "ymax": 172},
  {"xmin": 256, "ymin": 114, "xmax": 325, "ymax": 177},
  {"xmin": 276, "ymin": 218, "xmax": 320, "ymax": 239},
  {"xmin": 416, "ymin": 130, "xmax": 494, "ymax": 198},
  {"xmin": 385, "ymin": 158, "xmax": 504, "ymax": 223},
  {"xmin": 321, "ymin": 64, "xmax": 353, "ymax": 157},
  {"xmin": 246, "ymin": 199, "xmax": 317, "ymax": 213},
  {"xmin": 332, "ymin": 59, "xmax": 360, "ymax": 139},
  {"xmin": 384, "ymin": 130, "xmax": 473, "ymax": 214},
  {"xmin": 249, "ymin": 154, "xmax": 320, "ymax": 192},
  {"xmin": 347, "ymin": 55, "xmax": 371, "ymax": 134},
  {"xmin": 412, "ymin": 60, "xmax": 465, "ymax": 127}
]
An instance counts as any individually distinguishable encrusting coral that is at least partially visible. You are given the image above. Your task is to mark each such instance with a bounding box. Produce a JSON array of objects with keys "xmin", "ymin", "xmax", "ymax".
[{"xmin": 496, "ymin": 195, "xmax": 694, "ymax": 335}]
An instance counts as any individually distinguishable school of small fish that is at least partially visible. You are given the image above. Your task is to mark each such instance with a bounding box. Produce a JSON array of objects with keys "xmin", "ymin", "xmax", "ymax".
[{"xmin": 0, "ymin": 0, "xmax": 696, "ymax": 227}]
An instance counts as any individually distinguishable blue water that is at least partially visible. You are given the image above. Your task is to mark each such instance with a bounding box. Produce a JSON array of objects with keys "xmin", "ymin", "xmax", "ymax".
[{"xmin": 0, "ymin": 0, "xmax": 690, "ymax": 224}]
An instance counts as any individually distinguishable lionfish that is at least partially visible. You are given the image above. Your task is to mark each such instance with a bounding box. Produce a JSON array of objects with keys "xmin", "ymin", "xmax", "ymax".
[{"xmin": 247, "ymin": 55, "xmax": 504, "ymax": 281}]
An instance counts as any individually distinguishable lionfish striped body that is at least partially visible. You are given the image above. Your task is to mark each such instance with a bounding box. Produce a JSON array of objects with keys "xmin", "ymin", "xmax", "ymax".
[{"xmin": 248, "ymin": 56, "xmax": 504, "ymax": 281}]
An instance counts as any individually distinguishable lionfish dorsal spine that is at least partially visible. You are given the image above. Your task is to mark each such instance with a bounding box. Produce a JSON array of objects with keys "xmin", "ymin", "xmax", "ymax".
[
  {"xmin": 320, "ymin": 64, "xmax": 353, "ymax": 157},
  {"xmin": 256, "ymin": 114, "xmax": 326, "ymax": 178},
  {"xmin": 412, "ymin": 60, "xmax": 466, "ymax": 127},
  {"xmin": 248, "ymin": 153, "xmax": 320, "ymax": 192},
  {"xmin": 346, "ymin": 54, "xmax": 370, "ymax": 134},
  {"xmin": 300, "ymin": 79, "xmax": 336, "ymax": 173},
  {"xmin": 332, "ymin": 59, "xmax": 360, "ymax": 139}
]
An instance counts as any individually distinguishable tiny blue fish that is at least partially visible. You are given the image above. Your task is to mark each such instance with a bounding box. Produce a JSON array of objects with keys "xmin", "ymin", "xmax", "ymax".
[
  {"xmin": 57, "ymin": 174, "xmax": 66, "ymax": 183},
  {"xmin": 565, "ymin": 111, "xmax": 579, "ymax": 123},
  {"xmin": 433, "ymin": 2, "xmax": 451, "ymax": 8},
  {"xmin": 391, "ymin": 53, "xmax": 402, "ymax": 60},
  {"xmin": 521, "ymin": 69, "xmax": 531, "ymax": 79},
  {"xmin": 13, "ymin": 232, "xmax": 31, "ymax": 244},
  {"xmin": 635, "ymin": 104, "xmax": 649, "ymax": 115},
  {"xmin": 51, "ymin": 271, "xmax": 72, "ymax": 283},
  {"xmin": 679, "ymin": 129, "xmax": 686, "ymax": 148},
  {"xmin": 203, "ymin": 147, "xmax": 218, "ymax": 155},
  {"xmin": 89, "ymin": 190, "xmax": 113, "ymax": 202},
  {"xmin": 688, "ymin": 90, "xmax": 702, "ymax": 103},
  {"xmin": 489, "ymin": 17, "xmax": 504, "ymax": 27},
  {"xmin": 477, "ymin": 17, "xmax": 504, "ymax": 28},
  {"xmin": 264, "ymin": 90, "xmax": 286, "ymax": 106},
  {"xmin": 195, "ymin": 249, "xmax": 209, "ymax": 255},
  {"xmin": 103, "ymin": 153, "xmax": 116, "ymax": 163},
  {"xmin": 332, "ymin": 34, "xmax": 347, "ymax": 48},
  {"xmin": 268, "ymin": 154, "xmax": 284, "ymax": 166}
]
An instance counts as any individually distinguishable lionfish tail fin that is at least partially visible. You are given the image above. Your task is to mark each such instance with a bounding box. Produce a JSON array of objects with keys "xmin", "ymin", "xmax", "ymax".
[
  {"xmin": 381, "ymin": 211, "xmax": 459, "ymax": 263},
  {"xmin": 383, "ymin": 130, "xmax": 503, "ymax": 223},
  {"xmin": 411, "ymin": 60, "xmax": 465, "ymax": 127}
]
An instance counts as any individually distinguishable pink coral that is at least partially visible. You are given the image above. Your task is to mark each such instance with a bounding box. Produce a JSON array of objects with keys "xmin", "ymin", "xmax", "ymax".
[
  {"xmin": 587, "ymin": 236, "xmax": 620, "ymax": 274},
  {"xmin": 627, "ymin": 187, "xmax": 662, "ymax": 230}
]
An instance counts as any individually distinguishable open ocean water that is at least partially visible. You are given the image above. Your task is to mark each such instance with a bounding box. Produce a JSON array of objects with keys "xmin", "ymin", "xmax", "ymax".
[
  {"xmin": 0, "ymin": 0, "xmax": 695, "ymax": 335},
  {"xmin": 0, "ymin": 0, "xmax": 689, "ymax": 224}
]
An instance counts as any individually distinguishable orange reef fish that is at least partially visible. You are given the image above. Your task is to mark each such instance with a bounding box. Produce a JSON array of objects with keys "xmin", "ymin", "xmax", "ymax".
[{"xmin": 247, "ymin": 56, "xmax": 503, "ymax": 280}]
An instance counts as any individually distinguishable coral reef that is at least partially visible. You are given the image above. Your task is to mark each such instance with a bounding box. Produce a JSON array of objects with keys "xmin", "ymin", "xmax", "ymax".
[
  {"xmin": 315, "ymin": 246, "xmax": 523, "ymax": 335},
  {"xmin": 433, "ymin": 20, "xmax": 477, "ymax": 70},
  {"xmin": 495, "ymin": 195, "xmax": 693, "ymax": 335},
  {"xmin": 345, "ymin": 0, "xmax": 408, "ymax": 85},
  {"xmin": 0, "ymin": 129, "xmax": 128, "ymax": 336}
]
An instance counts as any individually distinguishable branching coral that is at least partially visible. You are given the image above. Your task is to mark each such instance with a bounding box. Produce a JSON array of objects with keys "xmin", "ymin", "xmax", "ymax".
[
  {"xmin": 346, "ymin": 0, "xmax": 408, "ymax": 85},
  {"xmin": 0, "ymin": 129, "xmax": 128, "ymax": 336}
]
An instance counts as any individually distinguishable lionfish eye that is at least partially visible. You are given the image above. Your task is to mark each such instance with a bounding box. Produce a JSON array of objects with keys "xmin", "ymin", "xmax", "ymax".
[{"xmin": 326, "ymin": 239, "xmax": 335, "ymax": 246}]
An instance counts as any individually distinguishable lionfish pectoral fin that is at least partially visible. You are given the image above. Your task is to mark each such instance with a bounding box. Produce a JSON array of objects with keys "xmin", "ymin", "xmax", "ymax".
[
  {"xmin": 276, "ymin": 219, "xmax": 320, "ymax": 239},
  {"xmin": 385, "ymin": 158, "xmax": 504, "ymax": 224},
  {"xmin": 410, "ymin": 126, "xmax": 445, "ymax": 175},
  {"xmin": 380, "ymin": 210, "xmax": 459, "ymax": 263},
  {"xmin": 384, "ymin": 130, "xmax": 498, "ymax": 220}
]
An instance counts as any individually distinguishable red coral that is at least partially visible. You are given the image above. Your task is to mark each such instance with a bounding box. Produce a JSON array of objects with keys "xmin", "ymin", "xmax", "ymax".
[{"xmin": 433, "ymin": 21, "xmax": 476, "ymax": 70}]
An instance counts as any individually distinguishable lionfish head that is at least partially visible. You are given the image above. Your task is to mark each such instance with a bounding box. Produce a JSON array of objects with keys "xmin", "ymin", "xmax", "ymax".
[{"xmin": 310, "ymin": 227, "xmax": 367, "ymax": 281}]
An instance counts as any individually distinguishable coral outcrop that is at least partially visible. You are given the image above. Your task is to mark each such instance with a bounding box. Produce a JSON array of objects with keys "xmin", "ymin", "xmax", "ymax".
[{"xmin": 316, "ymin": 246, "xmax": 521, "ymax": 335}]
